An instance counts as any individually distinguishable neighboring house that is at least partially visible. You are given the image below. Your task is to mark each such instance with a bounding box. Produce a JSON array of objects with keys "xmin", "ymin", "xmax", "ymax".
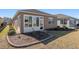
[
  {"xmin": 56, "ymin": 14, "xmax": 77, "ymax": 29},
  {"xmin": 3, "ymin": 17, "xmax": 11, "ymax": 24},
  {"xmin": 13, "ymin": 9, "xmax": 57, "ymax": 33},
  {"xmin": 75, "ymin": 19, "xmax": 79, "ymax": 25},
  {"xmin": 75, "ymin": 19, "xmax": 79, "ymax": 28}
]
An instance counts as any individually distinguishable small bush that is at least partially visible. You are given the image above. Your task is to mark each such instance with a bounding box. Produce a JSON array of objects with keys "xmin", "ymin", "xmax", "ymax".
[
  {"xmin": 40, "ymin": 27, "xmax": 43, "ymax": 29},
  {"xmin": 8, "ymin": 29, "xmax": 16, "ymax": 36},
  {"xmin": 63, "ymin": 26, "xmax": 68, "ymax": 29},
  {"xmin": 57, "ymin": 26, "xmax": 60, "ymax": 29}
]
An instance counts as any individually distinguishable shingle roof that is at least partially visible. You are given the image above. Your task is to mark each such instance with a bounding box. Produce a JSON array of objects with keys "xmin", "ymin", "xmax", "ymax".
[
  {"xmin": 56, "ymin": 14, "xmax": 78, "ymax": 20},
  {"xmin": 18, "ymin": 9, "xmax": 53, "ymax": 16}
]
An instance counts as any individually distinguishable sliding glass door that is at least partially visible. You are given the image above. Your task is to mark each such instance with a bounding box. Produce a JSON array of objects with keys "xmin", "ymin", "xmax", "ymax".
[{"xmin": 24, "ymin": 15, "xmax": 44, "ymax": 32}]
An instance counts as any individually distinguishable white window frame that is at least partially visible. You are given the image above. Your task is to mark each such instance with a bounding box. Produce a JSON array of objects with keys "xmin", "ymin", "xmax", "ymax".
[
  {"xmin": 48, "ymin": 17, "xmax": 54, "ymax": 24},
  {"xmin": 24, "ymin": 15, "xmax": 44, "ymax": 28}
]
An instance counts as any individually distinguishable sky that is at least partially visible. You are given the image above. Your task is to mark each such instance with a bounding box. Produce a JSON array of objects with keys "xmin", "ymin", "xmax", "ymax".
[{"xmin": 0, "ymin": 9, "xmax": 79, "ymax": 19}]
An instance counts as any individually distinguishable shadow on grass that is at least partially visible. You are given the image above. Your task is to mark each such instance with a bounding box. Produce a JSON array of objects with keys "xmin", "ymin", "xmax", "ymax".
[
  {"xmin": 23, "ymin": 29, "xmax": 75, "ymax": 45},
  {"xmin": 43, "ymin": 29, "xmax": 75, "ymax": 44}
]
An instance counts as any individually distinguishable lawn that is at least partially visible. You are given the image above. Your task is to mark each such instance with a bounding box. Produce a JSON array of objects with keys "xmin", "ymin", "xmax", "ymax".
[
  {"xmin": 0, "ymin": 26, "xmax": 9, "ymax": 38},
  {"xmin": 47, "ymin": 30, "xmax": 73, "ymax": 39},
  {"xmin": 0, "ymin": 25, "xmax": 15, "ymax": 48},
  {"xmin": 38, "ymin": 30, "xmax": 73, "ymax": 45},
  {"xmin": 0, "ymin": 23, "xmax": 15, "ymax": 39}
]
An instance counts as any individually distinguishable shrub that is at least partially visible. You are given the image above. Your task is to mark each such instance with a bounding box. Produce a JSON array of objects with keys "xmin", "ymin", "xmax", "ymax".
[
  {"xmin": 40, "ymin": 27, "xmax": 43, "ymax": 29},
  {"xmin": 63, "ymin": 26, "xmax": 68, "ymax": 29},
  {"xmin": 8, "ymin": 29, "xmax": 16, "ymax": 36},
  {"xmin": 57, "ymin": 26, "xmax": 60, "ymax": 29}
]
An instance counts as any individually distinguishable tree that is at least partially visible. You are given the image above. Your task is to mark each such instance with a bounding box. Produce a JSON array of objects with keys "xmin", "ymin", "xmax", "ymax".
[{"xmin": 0, "ymin": 19, "xmax": 3, "ymax": 26}]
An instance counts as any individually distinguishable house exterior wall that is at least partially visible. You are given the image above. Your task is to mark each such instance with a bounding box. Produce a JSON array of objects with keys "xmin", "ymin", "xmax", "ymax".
[
  {"xmin": 57, "ymin": 20, "xmax": 63, "ymax": 27},
  {"xmin": 19, "ymin": 14, "xmax": 24, "ymax": 33},
  {"xmin": 76, "ymin": 21, "xmax": 79, "ymax": 24},
  {"xmin": 76, "ymin": 20, "xmax": 79, "ymax": 25},
  {"xmin": 66, "ymin": 20, "xmax": 70, "ymax": 28},
  {"xmin": 13, "ymin": 15, "xmax": 21, "ymax": 34},
  {"xmin": 13, "ymin": 13, "xmax": 24, "ymax": 34},
  {"xmin": 44, "ymin": 16, "xmax": 57, "ymax": 29},
  {"xmin": 18, "ymin": 12, "xmax": 57, "ymax": 30},
  {"xmin": 57, "ymin": 19, "xmax": 69, "ymax": 27},
  {"xmin": 13, "ymin": 12, "xmax": 57, "ymax": 33},
  {"xmin": 57, "ymin": 18, "xmax": 76, "ymax": 29},
  {"xmin": 68, "ymin": 19, "xmax": 76, "ymax": 29}
]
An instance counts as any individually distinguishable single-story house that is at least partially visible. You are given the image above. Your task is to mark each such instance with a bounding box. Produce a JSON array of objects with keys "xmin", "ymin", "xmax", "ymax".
[
  {"xmin": 13, "ymin": 10, "xmax": 78, "ymax": 34},
  {"xmin": 56, "ymin": 14, "xmax": 77, "ymax": 29},
  {"xmin": 13, "ymin": 9, "xmax": 57, "ymax": 33}
]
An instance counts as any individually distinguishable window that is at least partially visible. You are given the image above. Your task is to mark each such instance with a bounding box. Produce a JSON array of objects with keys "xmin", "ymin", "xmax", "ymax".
[
  {"xmin": 24, "ymin": 16, "xmax": 40, "ymax": 27},
  {"xmin": 64, "ymin": 19, "xmax": 67, "ymax": 24},
  {"xmin": 48, "ymin": 18, "xmax": 54, "ymax": 24},
  {"xmin": 25, "ymin": 16, "xmax": 28, "ymax": 27},
  {"xmin": 25, "ymin": 24, "xmax": 28, "ymax": 27},
  {"xmin": 60, "ymin": 20, "xmax": 63, "ymax": 24},
  {"xmin": 25, "ymin": 16, "xmax": 28, "ymax": 22},
  {"xmin": 36, "ymin": 17, "xmax": 39, "ymax": 26},
  {"xmin": 33, "ymin": 17, "xmax": 37, "ymax": 26},
  {"xmin": 40, "ymin": 20, "xmax": 43, "ymax": 26},
  {"xmin": 48, "ymin": 20, "xmax": 52, "ymax": 24},
  {"xmin": 69, "ymin": 20, "xmax": 75, "ymax": 27},
  {"xmin": 25, "ymin": 20, "xmax": 28, "ymax": 22},
  {"xmin": 60, "ymin": 19, "xmax": 67, "ymax": 24},
  {"xmin": 29, "ymin": 16, "xmax": 32, "ymax": 27},
  {"xmin": 24, "ymin": 16, "xmax": 32, "ymax": 27}
]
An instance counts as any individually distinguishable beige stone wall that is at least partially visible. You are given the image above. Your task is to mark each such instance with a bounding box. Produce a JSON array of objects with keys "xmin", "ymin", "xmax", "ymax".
[
  {"xmin": 44, "ymin": 16, "xmax": 57, "ymax": 29},
  {"xmin": 13, "ymin": 13, "xmax": 24, "ymax": 34}
]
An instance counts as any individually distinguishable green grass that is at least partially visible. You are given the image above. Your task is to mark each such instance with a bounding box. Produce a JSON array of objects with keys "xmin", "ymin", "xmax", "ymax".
[
  {"xmin": 0, "ymin": 26, "xmax": 9, "ymax": 38},
  {"xmin": 47, "ymin": 30, "xmax": 73, "ymax": 39},
  {"xmin": 0, "ymin": 24, "xmax": 16, "ymax": 38}
]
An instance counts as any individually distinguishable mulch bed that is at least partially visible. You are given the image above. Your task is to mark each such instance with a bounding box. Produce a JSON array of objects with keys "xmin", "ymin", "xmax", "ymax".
[{"xmin": 23, "ymin": 31, "xmax": 51, "ymax": 40}]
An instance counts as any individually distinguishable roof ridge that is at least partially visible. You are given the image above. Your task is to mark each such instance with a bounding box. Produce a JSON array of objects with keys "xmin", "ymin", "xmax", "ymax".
[{"xmin": 19, "ymin": 9, "xmax": 52, "ymax": 15}]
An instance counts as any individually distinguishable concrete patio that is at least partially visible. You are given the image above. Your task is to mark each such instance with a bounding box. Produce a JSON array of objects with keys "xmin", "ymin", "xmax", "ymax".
[{"xmin": 7, "ymin": 34, "xmax": 40, "ymax": 47}]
